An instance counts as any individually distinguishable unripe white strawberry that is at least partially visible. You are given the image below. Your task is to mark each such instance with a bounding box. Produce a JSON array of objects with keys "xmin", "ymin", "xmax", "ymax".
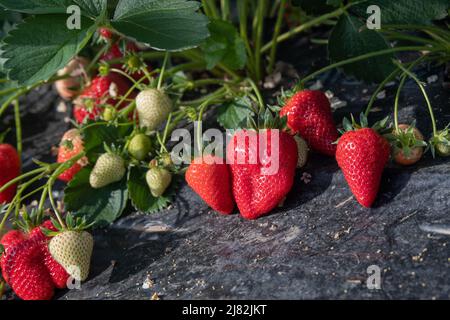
[
  {"xmin": 136, "ymin": 89, "xmax": 172, "ymax": 131},
  {"xmin": 48, "ymin": 231, "xmax": 94, "ymax": 281},
  {"xmin": 294, "ymin": 135, "xmax": 309, "ymax": 168},
  {"xmin": 146, "ymin": 167, "xmax": 172, "ymax": 197},
  {"xmin": 89, "ymin": 153, "xmax": 126, "ymax": 188}
]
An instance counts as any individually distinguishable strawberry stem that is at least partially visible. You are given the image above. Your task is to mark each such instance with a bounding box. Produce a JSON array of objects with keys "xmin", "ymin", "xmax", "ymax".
[
  {"xmin": 394, "ymin": 74, "xmax": 408, "ymax": 132},
  {"xmin": 159, "ymin": 113, "xmax": 173, "ymax": 154},
  {"xmin": 366, "ymin": 55, "xmax": 429, "ymax": 117},
  {"xmin": 393, "ymin": 60, "xmax": 438, "ymax": 136},
  {"xmin": 247, "ymin": 78, "xmax": 265, "ymax": 113},
  {"xmin": 0, "ymin": 171, "xmax": 46, "ymax": 235},
  {"xmin": 157, "ymin": 52, "xmax": 170, "ymax": 91},
  {"xmin": 267, "ymin": 0, "xmax": 286, "ymax": 74},
  {"xmin": 86, "ymin": 42, "xmax": 111, "ymax": 74},
  {"xmin": 13, "ymin": 99, "xmax": 22, "ymax": 160},
  {"xmin": 300, "ymin": 46, "xmax": 431, "ymax": 86},
  {"xmin": 221, "ymin": 0, "xmax": 231, "ymax": 21},
  {"xmin": 110, "ymin": 68, "xmax": 139, "ymax": 86},
  {"xmin": 237, "ymin": 0, "xmax": 255, "ymax": 77},
  {"xmin": 47, "ymin": 184, "xmax": 66, "ymax": 230},
  {"xmin": 254, "ymin": 0, "xmax": 267, "ymax": 83},
  {"xmin": 260, "ymin": 4, "xmax": 350, "ymax": 54}
]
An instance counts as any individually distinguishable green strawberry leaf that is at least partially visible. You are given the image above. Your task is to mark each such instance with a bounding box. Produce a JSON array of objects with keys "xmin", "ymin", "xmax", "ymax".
[
  {"xmin": 111, "ymin": 0, "xmax": 209, "ymax": 51},
  {"xmin": 217, "ymin": 97, "xmax": 255, "ymax": 129},
  {"xmin": 127, "ymin": 166, "xmax": 174, "ymax": 214},
  {"xmin": 1, "ymin": 14, "xmax": 96, "ymax": 85},
  {"xmin": 201, "ymin": 19, "xmax": 247, "ymax": 70},
  {"xmin": 0, "ymin": 0, "xmax": 107, "ymax": 18},
  {"xmin": 351, "ymin": 0, "xmax": 449, "ymax": 25},
  {"xmin": 0, "ymin": 0, "xmax": 72, "ymax": 14},
  {"xmin": 82, "ymin": 122, "xmax": 133, "ymax": 162},
  {"xmin": 73, "ymin": 0, "xmax": 107, "ymax": 18},
  {"xmin": 328, "ymin": 14, "xmax": 395, "ymax": 83},
  {"xmin": 64, "ymin": 168, "xmax": 128, "ymax": 228}
]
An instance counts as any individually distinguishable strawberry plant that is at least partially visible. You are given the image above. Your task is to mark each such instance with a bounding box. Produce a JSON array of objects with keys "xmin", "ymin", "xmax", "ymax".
[{"xmin": 0, "ymin": 0, "xmax": 448, "ymax": 300}]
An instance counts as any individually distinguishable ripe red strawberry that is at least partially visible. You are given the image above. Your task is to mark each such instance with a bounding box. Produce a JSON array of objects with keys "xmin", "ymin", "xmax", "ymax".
[
  {"xmin": 98, "ymin": 27, "xmax": 114, "ymax": 40},
  {"xmin": 101, "ymin": 43, "xmax": 123, "ymax": 68},
  {"xmin": 73, "ymin": 73, "xmax": 131, "ymax": 123},
  {"xmin": 2, "ymin": 238, "xmax": 54, "ymax": 300},
  {"xmin": 226, "ymin": 129, "xmax": 298, "ymax": 220},
  {"xmin": 280, "ymin": 90, "xmax": 338, "ymax": 156},
  {"xmin": 0, "ymin": 230, "xmax": 25, "ymax": 283},
  {"xmin": 336, "ymin": 128, "xmax": 390, "ymax": 207},
  {"xmin": 57, "ymin": 129, "xmax": 87, "ymax": 182},
  {"xmin": 1, "ymin": 220, "xmax": 69, "ymax": 299},
  {"xmin": 0, "ymin": 143, "xmax": 20, "ymax": 204},
  {"xmin": 186, "ymin": 155, "xmax": 234, "ymax": 215}
]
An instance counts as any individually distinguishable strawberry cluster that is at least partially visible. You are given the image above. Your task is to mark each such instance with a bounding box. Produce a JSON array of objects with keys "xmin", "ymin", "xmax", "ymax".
[{"xmin": 1, "ymin": 221, "xmax": 69, "ymax": 300}]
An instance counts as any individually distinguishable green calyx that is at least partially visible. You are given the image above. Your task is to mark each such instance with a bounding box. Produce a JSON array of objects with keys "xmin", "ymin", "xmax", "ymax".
[
  {"xmin": 14, "ymin": 207, "xmax": 45, "ymax": 234},
  {"xmin": 385, "ymin": 122, "xmax": 427, "ymax": 158},
  {"xmin": 247, "ymin": 108, "xmax": 287, "ymax": 131},
  {"xmin": 430, "ymin": 124, "xmax": 450, "ymax": 157},
  {"xmin": 42, "ymin": 213, "xmax": 93, "ymax": 237},
  {"xmin": 339, "ymin": 113, "xmax": 390, "ymax": 135},
  {"xmin": 98, "ymin": 62, "xmax": 111, "ymax": 77},
  {"xmin": 123, "ymin": 54, "xmax": 146, "ymax": 75}
]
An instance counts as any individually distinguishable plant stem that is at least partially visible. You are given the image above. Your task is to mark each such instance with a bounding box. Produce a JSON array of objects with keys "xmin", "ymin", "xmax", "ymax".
[
  {"xmin": 158, "ymin": 52, "xmax": 170, "ymax": 90},
  {"xmin": 300, "ymin": 46, "xmax": 429, "ymax": 85},
  {"xmin": 261, "ymin": 5, "xmax": 347, "ymax": 53},
  {"xmin": 160, "ymin": 113, "xmax": 173, "ymax": 153},
  {"xmin": 221, "ymin": 0, "xmax": 230, "ymax": 21},
  {"xmin": 172, "ymin": 78, "xmax": 227, "ymax": 90},
  {"xmin": 115, "ymin": 74, "xmax": 150, "ymax": 110},
  {"xmin": 0, "ymin": 169, "xmax": 46, "ymax": 233},
  {"xmin": 381, "ymin": 30, "xmax": 442, "ymax": 48},
  {"xmin": 201, "ymin": 0, "xmax": 212, "ymax": 16},
  {"xmin": 180, "ymin": 87, "xmax": 228, "ymax": 106},
  {"xmin": 237, "ymin": 0, "xmax": 255, "ymax": 75},
  {"xmin": 110, "ymin": 67, "xmax": 139, "ymax": 85},
  {"xmin": 366, "ymin": 55, "xmax": 429, "ymax": 116},
  {"xmin": 268, "ymin": 0, "xmax": 287, "ymax": 74},
  {"xmin": 394, "ymin": 74, "xmax": 408, "ymax": 132},
  {"xmin": 86, "ymin": 42, "xmax": 111, "ymax": 74},
  {"xmin": 254, "ymin": 0, "xmax": 267, "ymax": 83},
  {"xmin": 208, "ymin": 0, "xmax": 221, "ymax": 20},
  {"xmin": 0, "ymin": 90, "xmax": 24, "ymax": 118},
  {"xmin": 394, "ymin": 61, "xmax": 438, "ymax": 136},
  {"xmin": 47, "ymin": 183, "xmax": 66, "ymax": 229},
  {"xmin": 247, "ymin": 78, "xmax": 265, "ymax": 113},
  {"xmin": 13, "ymin": 99, "xmax": 22, "ymax": 160},
  {"xmin": 0, "ymin": 166, "xmax": 49, "ymax": 194},
  {"xmin": 13, "ymin": 172, "xmax": 46, "ymax": 218}
]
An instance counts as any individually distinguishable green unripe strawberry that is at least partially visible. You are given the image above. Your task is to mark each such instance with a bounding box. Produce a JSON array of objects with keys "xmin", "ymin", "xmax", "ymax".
[
  {"xmin": 294, "ymin": 135, "xmax": 309, "ymax": 168},
  {"xmin": 136, "ymin": 89, "xmax": 172, "ymax": 131},
  {"xmin": 103, "ymin": 106, "xmax": 117, "ymax": 121},
  {"xmin": 436, "ymin": 141, "xmax": 450, "ymax": 157},
  {"xmin": 146, "ymin": 167, "xmax": 172, "ymax": 197},
  {"xmin": 128, "ymin": 134, "xmax": 152, "ymax": 161},
  {"xmin": 89, "ymin": 153, "xmax": 126, "ymax": 188},
  {"xmin": 48, "ymin": 231, "xmax": 93, "ymax": 281}
]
